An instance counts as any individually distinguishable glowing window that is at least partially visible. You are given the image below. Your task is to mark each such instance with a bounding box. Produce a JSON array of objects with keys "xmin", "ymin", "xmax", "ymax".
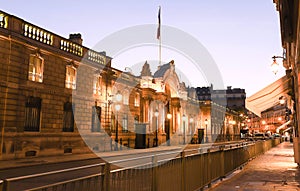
[
  {"xmin": 65, "ymin": 65, "xmax": 77, "ymax": 89},
  {"xmin": 123, "ymin": 90, "xmax": 129, "ymax": 105},
  {"xmin": 134, "ymin": 93, "xmax": 140, "ymax": 107},
  {"xmin": 93, "ymin": 75, "xmax": 102, "ymax": 95},
  {"xmin": 28, "ymin": 53, "xmax": 44, "ymax": 83}
]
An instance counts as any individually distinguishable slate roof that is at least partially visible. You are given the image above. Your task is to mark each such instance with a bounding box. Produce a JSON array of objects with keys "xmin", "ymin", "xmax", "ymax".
[{"xmin": 153, "ymin": 63, "xmax": 170, "ymax": 78}]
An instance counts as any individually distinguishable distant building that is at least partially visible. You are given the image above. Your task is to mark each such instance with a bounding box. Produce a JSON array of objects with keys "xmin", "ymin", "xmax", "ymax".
[
  {"xmin": 196, "ymin": 85, "xmax": 246, "ymax": 112},
  {"xmin": 195, "ymin": 85, "xmax": 247, "ymax": 142}
]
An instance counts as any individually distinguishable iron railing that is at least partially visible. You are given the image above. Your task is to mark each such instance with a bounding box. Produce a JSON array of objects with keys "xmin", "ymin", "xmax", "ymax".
[{"xmin": 1, "ymin": 138, "xmax": 282, "ymax": 191}]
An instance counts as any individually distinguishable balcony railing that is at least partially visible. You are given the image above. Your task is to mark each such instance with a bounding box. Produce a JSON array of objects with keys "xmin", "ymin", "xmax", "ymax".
[
  {"xmin": 60, "ymin": 39, "xmax": 83, "ymax": 57},
  {"xmin": 23, "ymin": 23, "xmax": 53, "ymax": 45},
  {"xmin": 88, "ymin": 49, "xmax": 106, "ymax": 65},
  {"xmin": 0, "ymin": 10, "xmax": 107, "ymax": 65},
  {"xmin": 0, "ymin": 12, "xmax": 8, "ymax": 28}
]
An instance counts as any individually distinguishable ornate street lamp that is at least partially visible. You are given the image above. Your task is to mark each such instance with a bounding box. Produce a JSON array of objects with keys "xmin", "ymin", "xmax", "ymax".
[
  {"xmin": 154, "ymin": 109, "xmax": 159, "ymax": 147},
  {"xmin": 114, "ymin": 91, "xmax": 122, "ymax": 151},
  {"xmin": 271, "ymin": 51, "xmax": 286, "ymax": 75},
  {"xmin": 189, "ymin": 118, "xmax": 194, "ymax": 143},
  {"xmin": 205, "ymin": 119, "xmax": 209, "ymax": 143},
  {"xmin": 279, "ymin": 96, "xmax": 286, "ymax": 105},
  {"xmin": 182, "ymin": 114, "xmax": 187, "ymax": 144},
  {"xmin": 166, "ymin": 113, "xmax": 172, "ymax": 146},
  {"xmin": 271, "ymin": 56, "xmax": 280, "ymax": 75}
]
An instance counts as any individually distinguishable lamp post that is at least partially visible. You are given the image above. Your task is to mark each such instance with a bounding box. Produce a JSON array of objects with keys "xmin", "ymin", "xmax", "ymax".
[
  {"xmin": 205, "ymin": 119, "xmax": 208, "ymax": 143},
  {"xmin": 167, "ymin": 113, "xmax": 172, "ymax": 146},
  {"xmin": 271, "ymin": 54, "xmax": 285, "ymax": 75},
  {"xmin": 189, "ymin": 118, "xmax": 194, "ymax": 144},
  {"xmin": 182, "ymin": 114, "xmax": 186, "ymax": 144},
  {"xmin": 279, "ymin": 96, "xmax": 286, "ymax": 105},
  {"xmin": 114, "ymin": 91, "xmax": 122, "ymax": 151},
  {"xmin": 154, "ymin": 109, "xmax": 159, "ymax": 147}
]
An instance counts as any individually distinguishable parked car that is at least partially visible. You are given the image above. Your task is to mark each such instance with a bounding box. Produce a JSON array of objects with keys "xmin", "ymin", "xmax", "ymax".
[{"xmin": 253, "ymin": 133, "xmax": 267, "ymax": 140}]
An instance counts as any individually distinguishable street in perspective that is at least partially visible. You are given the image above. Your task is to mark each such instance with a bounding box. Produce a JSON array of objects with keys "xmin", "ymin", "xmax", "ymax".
[{"xmin": 1, "ymin": 1, "xmax": 300, "ymax": 191}]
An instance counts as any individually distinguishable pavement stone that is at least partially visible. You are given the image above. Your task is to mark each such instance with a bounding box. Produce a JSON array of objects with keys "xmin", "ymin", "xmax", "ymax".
[{"xmin": 209, "ymin": 142, "xmax": 300, "ymax": 191}]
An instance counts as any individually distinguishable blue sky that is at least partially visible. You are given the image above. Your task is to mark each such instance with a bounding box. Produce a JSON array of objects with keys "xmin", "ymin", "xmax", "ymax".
[{"xmin": 1, "ymin": 0, "xmax": 283, "ymax": 96}]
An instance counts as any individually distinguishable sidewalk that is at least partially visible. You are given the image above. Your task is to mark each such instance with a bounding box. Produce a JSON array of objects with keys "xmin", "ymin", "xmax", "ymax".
[{"xmin": 209, "ymin": 142, "xmax": 300, "ymax": 191}]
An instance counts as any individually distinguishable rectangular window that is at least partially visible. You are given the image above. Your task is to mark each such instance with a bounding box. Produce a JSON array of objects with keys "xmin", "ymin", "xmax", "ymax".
[
  {"xmin": 63, "ymin": 102, "xmax": 74, "ymax": 132},
  {"xmin": 93, "ymin": 75, "xmax": 102, "ymax": 95},
  {"xmin": 92, "ymin": 106, "xmax": 101, "ymax": 132},
  {"xmin": 24, "ymin": 97, "xmax": 42, "ymax": 132},
  {"xmin": 28, "ymin": 54, "xmax": 44, "ymax": 83},
  {"xmin": 65, "ymin": 65, "xmax": 77, "ymax": 89},
  {"xmin": 123, "ymin": 90, "xmax": 129, "ymax": 105},
  {"xmin": 122, "ymin": 114, "xmax": 128, "ymax": 132}
]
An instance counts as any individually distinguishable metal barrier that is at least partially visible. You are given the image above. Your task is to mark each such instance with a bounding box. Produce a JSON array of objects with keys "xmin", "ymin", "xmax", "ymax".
[
  {"xmin": 1, "ymin": 139, "xmax": 282, "ymax": 191},
  {"xmin": 3, "ymin": 163, "xmax": 106, "ymax": 191}
]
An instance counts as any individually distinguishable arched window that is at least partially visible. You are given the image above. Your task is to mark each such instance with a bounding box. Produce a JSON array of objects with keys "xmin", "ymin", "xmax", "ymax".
[{"xmin": 134, "ymin": 92, "xmax": 140, "ymax": 107}]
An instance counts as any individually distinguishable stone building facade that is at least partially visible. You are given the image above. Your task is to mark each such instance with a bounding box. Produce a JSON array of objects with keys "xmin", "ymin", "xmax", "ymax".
[
  {"xmin": 195, "ymin": 85, "xmax": 247, "ymax": 142},
  {"xmin": 0, "ymin": 10, "xmax": 247, "ymax": 160},
  {"xmin": 0, "ymin": 10, "xmax": 202, "ymax": 160}
]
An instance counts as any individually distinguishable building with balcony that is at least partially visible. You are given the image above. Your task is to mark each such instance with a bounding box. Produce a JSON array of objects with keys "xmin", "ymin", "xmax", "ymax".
[{"xmin": 0, "ymin": 10, "xmax": 202, "ymax": 160}]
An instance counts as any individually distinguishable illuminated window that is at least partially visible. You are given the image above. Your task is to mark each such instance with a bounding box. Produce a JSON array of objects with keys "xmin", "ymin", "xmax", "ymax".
[
  {"xmin": 134, "ymin": 93, "xmax": 140, "ymax": 107},
  {"xmin": 65, "ymin": 65, "xmax": 77, "ymax": 89},
  {"xmin": 28, "ymin": 53, "xmax": 44, "ymax": 83},
  {"xmin": 123, "ymin": 90, "xmax": 129, "ymax": 105},
  {"xmin": 93, "ymin": 75, "xmax": 102, "ymax": 95},
  {"xmin": 24, "ymin": 96, "xmax": 41, "ymax": 132}
]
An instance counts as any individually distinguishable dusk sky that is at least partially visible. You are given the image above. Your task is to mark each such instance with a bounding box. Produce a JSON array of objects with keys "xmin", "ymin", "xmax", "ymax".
[{"xmin": 1, "ymin": 0, "xmax": 283, "ymax": 96}]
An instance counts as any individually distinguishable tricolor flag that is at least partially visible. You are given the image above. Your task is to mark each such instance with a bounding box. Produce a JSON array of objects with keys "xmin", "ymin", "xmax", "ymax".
[{"xmin": 157, "ymin": 6, "xmax": 161, "ymax": 40}]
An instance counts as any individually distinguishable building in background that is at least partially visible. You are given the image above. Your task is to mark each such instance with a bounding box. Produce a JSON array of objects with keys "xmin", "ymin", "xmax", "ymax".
[{"xmin": 195, "ymin": 85, "xmax": 247, "ymax": 142}]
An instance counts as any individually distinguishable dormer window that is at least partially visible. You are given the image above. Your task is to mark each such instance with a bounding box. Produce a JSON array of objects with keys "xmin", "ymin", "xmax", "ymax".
[
  {"xmin": 65, "ymin": 64, "xmax": 77, "ymax": 89},
  {"xmin": 28, "ymin": 53, "xmax": 44, "ymax": 83}
]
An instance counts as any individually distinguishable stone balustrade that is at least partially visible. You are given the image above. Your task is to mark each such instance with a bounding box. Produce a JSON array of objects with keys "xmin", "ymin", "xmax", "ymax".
[{"xmin": 0, "ymin": 10, "xmax": 107, "ymax": 65}]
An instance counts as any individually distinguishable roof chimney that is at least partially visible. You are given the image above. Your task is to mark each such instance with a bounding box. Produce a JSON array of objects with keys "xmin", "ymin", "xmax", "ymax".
[{"xmin": 69, "ymin": 33, "xmax": 83, "ymax": 45}]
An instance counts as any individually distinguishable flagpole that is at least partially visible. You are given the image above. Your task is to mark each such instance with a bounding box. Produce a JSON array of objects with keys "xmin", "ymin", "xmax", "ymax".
[
  {"xmin": 157, "ymin": 6, "xmax": 162, "ymax": 67},
  {"xmin": 159, "ymin": 27, "xmax": 162, "ymax": 67}
]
